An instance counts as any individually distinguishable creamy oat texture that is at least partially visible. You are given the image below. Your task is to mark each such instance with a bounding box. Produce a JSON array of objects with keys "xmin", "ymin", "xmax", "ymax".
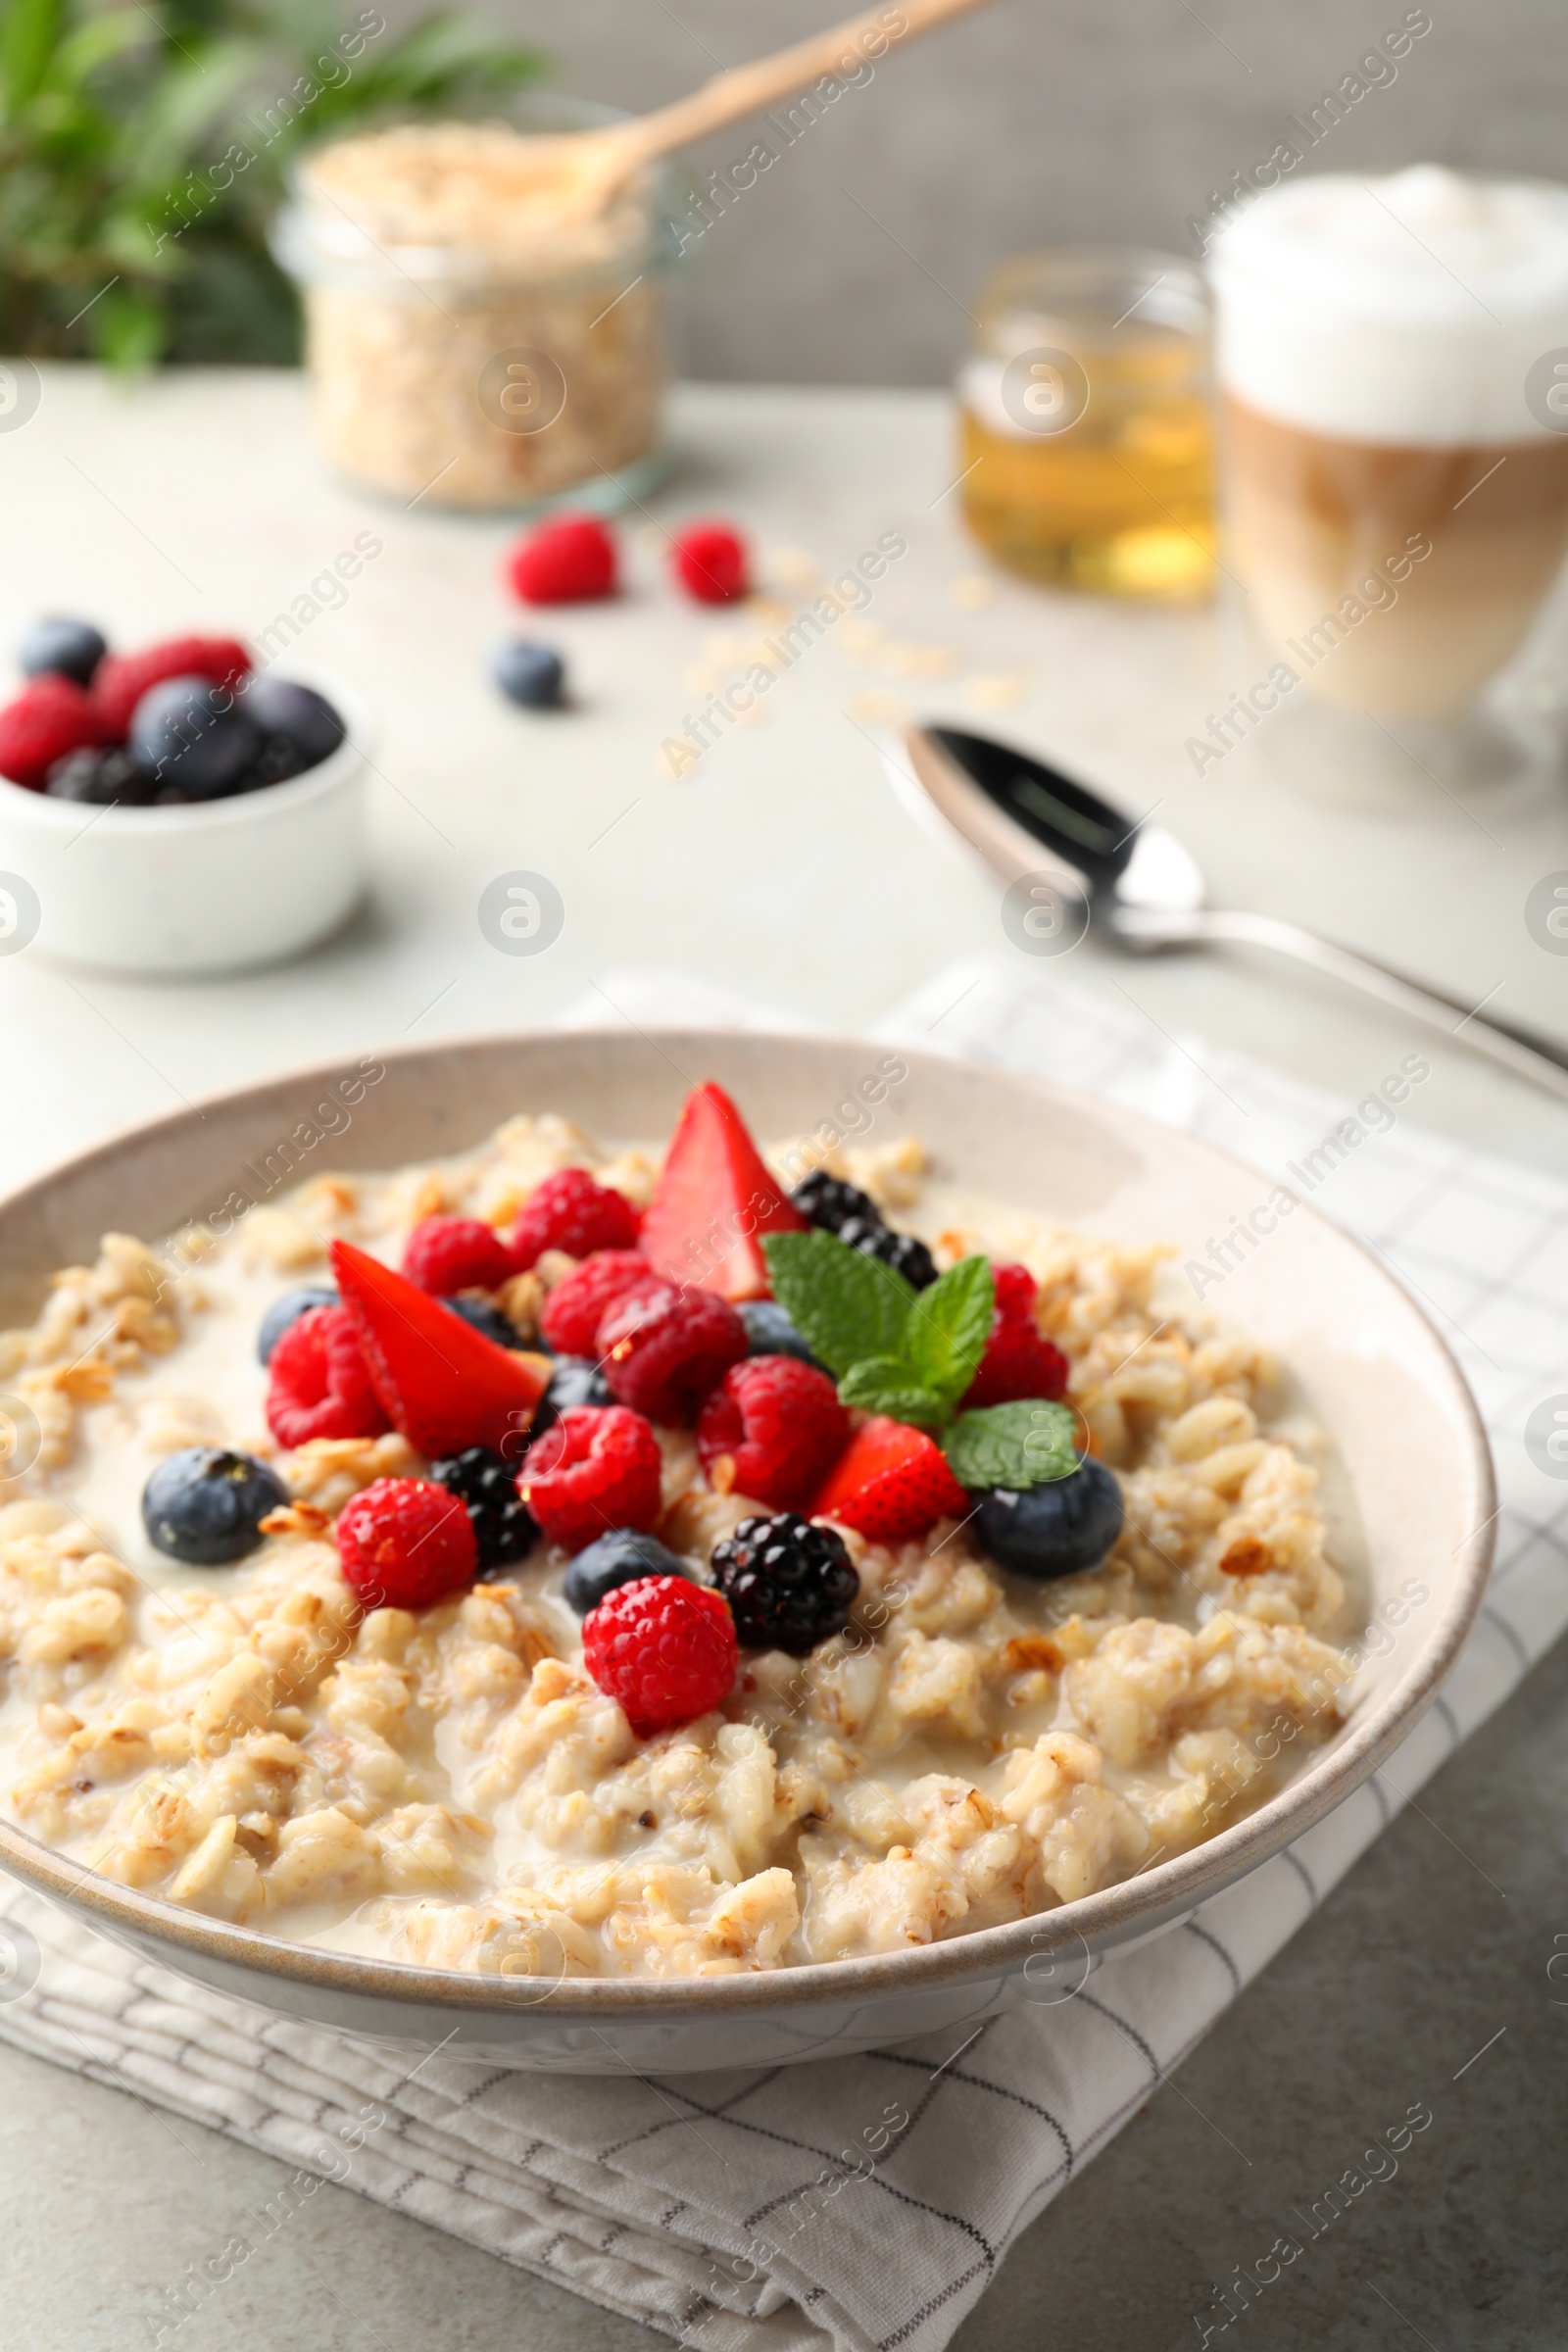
[
  {"xmin": 0, "ymin": 1116, "xmax": 1354, "ymax": 1980},
  {"xmin": 288, "ymin": 123, "xmax": 664, "ymax": 507}
]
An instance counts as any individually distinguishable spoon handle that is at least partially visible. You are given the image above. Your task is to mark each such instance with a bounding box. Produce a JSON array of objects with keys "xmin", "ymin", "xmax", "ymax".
[
  {"xmin": 1115, "ymin": 905, "xmax": 1568, "ymax": 1105},
  {"xmin": 610, "ymin": 0, "xmax": 998, "ymax": 172}
]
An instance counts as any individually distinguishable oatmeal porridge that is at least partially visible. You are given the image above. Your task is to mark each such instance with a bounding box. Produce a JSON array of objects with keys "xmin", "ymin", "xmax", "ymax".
[{"xmin": 0, "ymin": 1080, "xmax": 1355, "ymax": 1981}]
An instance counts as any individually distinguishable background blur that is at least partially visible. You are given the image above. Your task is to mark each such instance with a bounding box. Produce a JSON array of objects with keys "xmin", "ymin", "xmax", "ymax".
[{"xmin": 486, "ymin": 0, "xmax": 1564, "ymax": 383}]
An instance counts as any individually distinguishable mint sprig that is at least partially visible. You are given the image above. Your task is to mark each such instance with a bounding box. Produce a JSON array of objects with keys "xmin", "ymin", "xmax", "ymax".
[
  {"xmin": 943, "ymin": 1399, "xmax": 1080, "ymax": 1490},
  {"xmin": 761, "ymin": 1228, "xmax": 916, "ymax": 1372},
  {"xmin": 764, "ymin": 1233, "xmax": 995, "ymax": 1433},
  {"xmin": 762, "ymin": 1230, "xmax": 1079, "ymax": 1490}
]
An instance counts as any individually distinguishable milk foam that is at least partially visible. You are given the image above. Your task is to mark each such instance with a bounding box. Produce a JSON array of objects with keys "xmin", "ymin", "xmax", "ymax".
[{"xmin": 1209, "ymin": 168, "xmax": 1568, "ymax": 444}]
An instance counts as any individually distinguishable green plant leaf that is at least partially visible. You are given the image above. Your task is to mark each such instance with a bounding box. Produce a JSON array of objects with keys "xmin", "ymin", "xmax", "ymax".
[
  {"xmin": 91, "ymin": 280, "xmax": 166, "ymax": 368},
  {"xmin": 762, "ymin": 1229, "xmax": 914, "ymax": 1376},
  {"xmin": 1, "ymin": 0, "xmax": 66, "ymax": 119},
  {"xmin": 836, "ymin": 1358, "xmax": 949, "ymax": 1428},
  {"xmin": 0, "ymin": 0, "xmax": 546, "ymax": 367},
  {"xmin": 943, "ymin": 1400, "xmax": 1081, "ymax": 1492},
  {"xmin": 904, "ymin": 1254, "xmax": 994, "ymax": 1414}
]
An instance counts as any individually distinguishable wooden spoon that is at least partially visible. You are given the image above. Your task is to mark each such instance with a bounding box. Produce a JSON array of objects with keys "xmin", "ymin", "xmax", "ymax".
[{"xmin": 538, "ymin": 0, "xmax": 1001, "ymax": 222}]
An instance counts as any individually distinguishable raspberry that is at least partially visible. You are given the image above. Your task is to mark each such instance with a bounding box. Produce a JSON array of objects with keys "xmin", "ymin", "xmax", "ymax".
[
  {"xmin": 0, "ymin": 677, "xmax": 107, "ymax": 789},
  {"xmin": 810, "ymin": 1414, "xmax": 969, "ymax": 1544},
  {"xmin": 518, "ymin": 1402, "xmax": 662, "ymax": 1552},
  {"xmin": 960, "ymin": 1263, "xmax": 1069, "ymax": 1410},
  {"xmin": 266, "ymin": 1304, "xmax": 390, "ymax": 1448},
  {"xmin": 598, "ymin": 1282, "xmax": 748, "ymax": 1425},
  {"xmin": 336, "ymin": 1476, "xmax": 478, "ymax": 1609},
  {"xmin": 581, "ymin": 1575, "xmax": 737, "ymax": 1735},
  {"xmin": 92, "ymin": 635, "xmax": 250, "ymax": 740},
  {"xmin": 538, "ymin": 1250, "xmax": 650, "ymax": 1356},
  {"xmin": 507, "ymin": 514, "xmax": 617, "ymax": 605},
  {"xmin": 672, "ymin": 522, "xmax": 750, "ymax": 604},
  {"xmin": 511, "ymin": 1168, "xmax": 640, "ymax": 1270},
  {"xmin": 695, "ymin": 1357, "xmax": 850, "ymax": 1509},
  {"xmin": 402, "ymin": 1214, "xmax": 516, "ymax": 1296},
  {"xmin": 710, "ymin": 1513, "xmax": 859, "ymax": 1655}
]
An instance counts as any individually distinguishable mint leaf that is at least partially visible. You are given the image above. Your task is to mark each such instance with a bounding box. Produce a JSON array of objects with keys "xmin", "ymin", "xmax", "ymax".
[
  {"xmin": 944, "ymin": 1400, "xmax": 1081, "ymax": 1491},
  {"xmin": 904, "ymin": 1256, "xmax": 994, "ymax": 1415},
  {"xmin": 762, "ymin": 1229, "xmax": 914, "ymax": 1375},
  {"xmin": 837, "ymin": 1358, "xmax": 950, "ymax": 1428}
]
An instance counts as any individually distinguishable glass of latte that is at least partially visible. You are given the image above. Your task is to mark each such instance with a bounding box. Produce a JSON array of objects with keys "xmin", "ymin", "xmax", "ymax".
[{"xmin": 1209, "ymin": 167, "xmax": 1568, "ymax": 780}]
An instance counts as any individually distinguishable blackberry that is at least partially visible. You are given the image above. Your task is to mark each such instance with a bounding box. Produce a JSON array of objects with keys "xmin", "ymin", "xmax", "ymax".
[
  {"xmin": 44, "ymin": 746, "xmax": 154, "ymax": 806},
  {"xmin": 790, "ymin": 1171, "xmax": 881, "ymax": 1234},
  {"xmin": 531, "ymin": 1354, "xmax": 614, "ymax": 1435},
  {"xmin": 836, "ymin": 1215, "xmax": 938, "ymax": 1292},
  {"xmin": 429, "ymin": 1446, "xmax": 539, "ymax": 1575},
  {"xmin": 710, "ymin": 1513, "xmax": 859, "ymax": 1656}
]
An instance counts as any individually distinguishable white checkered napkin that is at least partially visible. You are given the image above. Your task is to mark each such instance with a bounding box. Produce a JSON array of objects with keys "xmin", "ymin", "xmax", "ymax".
[{"xmin": 0, "ymin": 962, "xmax": 1565, "ymax": 2352}]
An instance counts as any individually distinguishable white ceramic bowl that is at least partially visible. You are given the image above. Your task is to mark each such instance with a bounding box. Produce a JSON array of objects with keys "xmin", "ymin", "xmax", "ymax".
[
  {"xmin": 0, "ymin": 1031, "xmax": 1495, "ymax": 2071},
  {"xmin": 0, "ymin": 665, "xmax": 371, "ymax": 975}
]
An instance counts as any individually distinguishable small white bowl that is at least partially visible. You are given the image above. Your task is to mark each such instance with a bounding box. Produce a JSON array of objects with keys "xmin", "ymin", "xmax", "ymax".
[{"xmin": 0, "ymin": 665, "xmax": 371, "ymax": 976}]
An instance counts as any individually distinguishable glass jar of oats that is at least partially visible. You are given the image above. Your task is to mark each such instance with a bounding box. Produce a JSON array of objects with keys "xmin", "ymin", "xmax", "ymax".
[{"xmin": 273, "ymin": 101, "xmax": 676, "ymax": 512}]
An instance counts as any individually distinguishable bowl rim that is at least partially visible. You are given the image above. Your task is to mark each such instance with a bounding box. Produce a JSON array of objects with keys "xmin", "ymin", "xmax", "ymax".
[
  {"xmin": 0, "ymin": 1027, "xmax": 1497, "ymax": 2015},
  {"xmin": 0, "ymin": 665, "xmax": 372, "ymax": 837}
]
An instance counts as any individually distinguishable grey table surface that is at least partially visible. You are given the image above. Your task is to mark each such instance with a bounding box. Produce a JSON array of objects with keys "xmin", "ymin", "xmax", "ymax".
[{"xmin": 0, "ymin": 371, "xmax": 1563, "ymax": 2347}]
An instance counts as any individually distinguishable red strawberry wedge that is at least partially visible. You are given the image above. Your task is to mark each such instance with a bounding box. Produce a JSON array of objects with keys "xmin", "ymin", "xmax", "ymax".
[
  {"xmin": 330, "ymin": 1239, "xmax": 550, "ymax": 1458},
  {"xmin": 639, "ymin": 1083, "xmax": 807, "ymax": 1302},
  {"xmin": 810, "ymin": 1415, "xmax": 969, "ymax": 1544}
]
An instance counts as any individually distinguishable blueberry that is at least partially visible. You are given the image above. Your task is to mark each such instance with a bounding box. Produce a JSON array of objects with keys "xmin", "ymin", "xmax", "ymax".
[
  {"xmin": 974, "ymin": 1459, "xmax": 1124, "ymax": 1581},
  {"xmin": 443, "ymin": 1294, "xmax": 520, "ymax": 1348},
  {"xmin": 44, "ymin": 747, "xmax": 154, "ymax": 806},
  {"xmin": 491, "ymin": 640, "xmax": 565, "ymax": 710},
  {"xmin": 142, "ymin": 1446, "xmax": 288, "ymax": 1565},
  {"xmin": 564, "ymin": 1528, "xmax": 686, "ymax": 1615},
  {"xmin": 738, "ymin": 1299, "xmax": 821, "ymax": 1368},
  {"xmin": 257, "ymin": 1285, "xmax": 338, "ymax": 1365},
  {"xmin": 531, "ymin": 1354, "xmax": 613, "ymax": 1434},
  {"xmin": 238, "ymin": 675, "xmax": 346, "ymax": 772},
  {"xmin": 130, "ymin": 675, "xmax": 261, "ymax": 800},
  {"xmin": 21, "ymin": 617, "xmax": 107, "ymax": 687}
]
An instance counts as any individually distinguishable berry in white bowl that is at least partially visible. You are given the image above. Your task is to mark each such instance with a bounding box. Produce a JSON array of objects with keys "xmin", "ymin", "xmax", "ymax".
[{"xmin": 0, "ymin": 618, "xmax": 370, "ymax": 974}]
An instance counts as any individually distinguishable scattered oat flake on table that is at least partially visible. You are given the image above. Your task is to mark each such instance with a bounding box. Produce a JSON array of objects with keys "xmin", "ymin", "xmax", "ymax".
[
  {"xmin": 767, "ymin": 546, "xmax": 822, "ymax": 589},
  {"xmin": 744, "ymin": 595, "xmax": 789, "ymax": 629},
  {"xmin": 847, "ymin": 691, "xmax": 907, "ymax": 724},
  {"xmin": 967, "ymin": 671, "xmax": 1032, "ymax": 710},
  {"xmin": 951, "ymin": 574, "xmax": 997, "ymax": 610},
  {"xmin": 888, "ymin": 642, "xmax": 958, "ymax": 678}
]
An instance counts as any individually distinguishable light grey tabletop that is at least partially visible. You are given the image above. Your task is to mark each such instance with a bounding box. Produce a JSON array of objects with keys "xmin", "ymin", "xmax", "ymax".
[{"xmin": 0, "ymin": 370, "xmax": 1562, "ymax": 2347}]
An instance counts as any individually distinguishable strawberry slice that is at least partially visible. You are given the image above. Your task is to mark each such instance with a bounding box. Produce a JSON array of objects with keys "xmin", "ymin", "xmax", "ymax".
[
  {"xmin": 810, "ymin": 1414, "xmax": 969, "ymax": 1544},
  {"xmin": 639, "ymin": 1082, "xmax": 807, "ymax": 1302},
  {"xmin": 330, "ymin": 1238, "xmax": 549, "ymax": 1458}
]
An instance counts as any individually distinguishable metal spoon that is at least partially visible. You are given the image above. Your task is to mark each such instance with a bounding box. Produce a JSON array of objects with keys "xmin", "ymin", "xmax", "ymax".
[{"xmin": 900, "ymin": 723, "xmax": 1568, "ymax": 1105}]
